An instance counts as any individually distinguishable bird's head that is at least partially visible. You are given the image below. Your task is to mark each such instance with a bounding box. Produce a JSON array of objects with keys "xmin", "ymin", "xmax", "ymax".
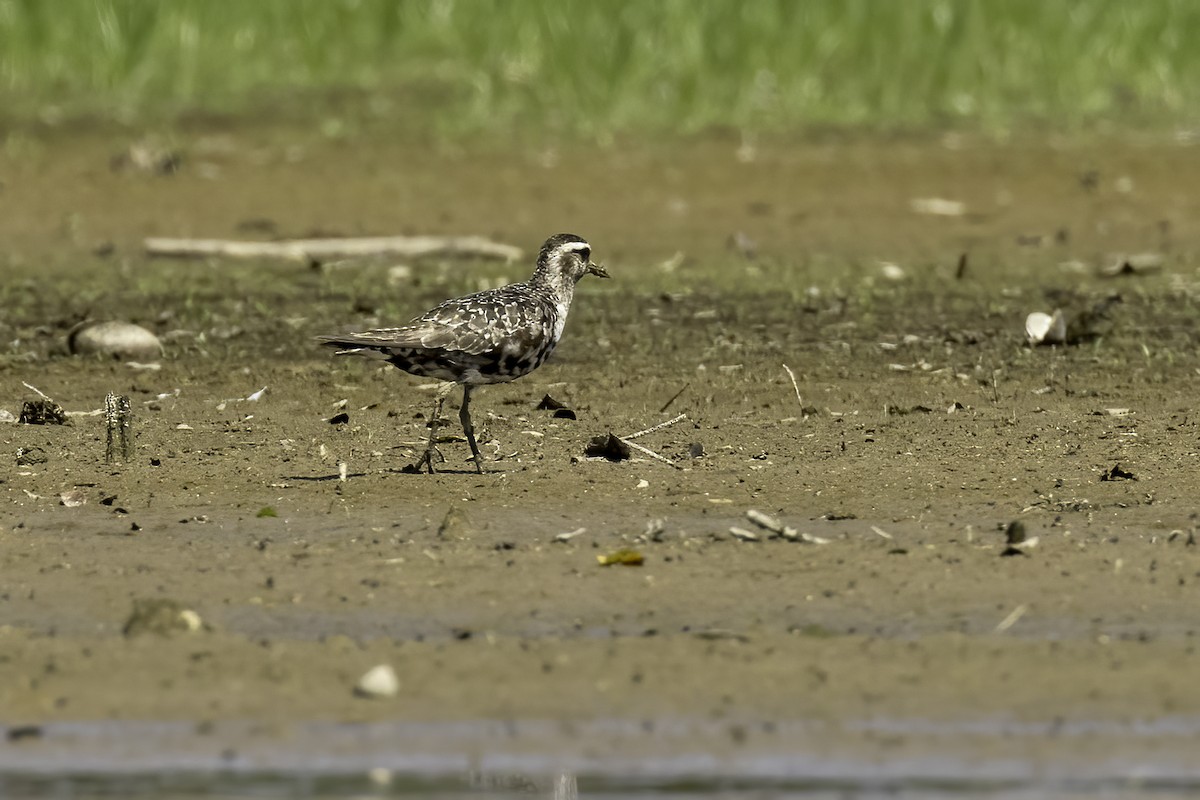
[{"xmin": 537, "ymin": 233, "xmax": 609, "ymax": 284}]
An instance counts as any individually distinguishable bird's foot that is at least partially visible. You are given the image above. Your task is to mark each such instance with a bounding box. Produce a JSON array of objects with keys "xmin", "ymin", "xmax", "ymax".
[{"xmin": 407, "ymin": 446, "xmax": 444, "ymax": 474}]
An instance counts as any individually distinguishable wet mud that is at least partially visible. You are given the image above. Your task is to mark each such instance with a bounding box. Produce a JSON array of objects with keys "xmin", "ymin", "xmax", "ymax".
[{"xmin": 1, "ymin": 126, "xmax": 1200, "ymax": 775}]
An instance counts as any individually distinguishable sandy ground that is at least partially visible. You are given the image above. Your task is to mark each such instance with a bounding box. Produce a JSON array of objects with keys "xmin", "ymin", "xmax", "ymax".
[{"xmin": 1, "ymin": 124, "xmax": 1200, "ymax": 779}]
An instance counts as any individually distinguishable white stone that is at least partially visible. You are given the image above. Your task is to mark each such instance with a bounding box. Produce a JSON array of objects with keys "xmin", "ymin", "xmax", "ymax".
[
  {"xmin": 1025, "ymin": 310, "xmax": 1066, "ymax": 345},
  {"xmin": 355, "ymin": 664, "xmax": 399, "ymax": 698},
  {"xmin": 910, "ymin": 197, "xmax": 966, "ymax": 216},
  {"xmin": 68, "ymin": 321, "xmax": 163, "ymax": 360}
]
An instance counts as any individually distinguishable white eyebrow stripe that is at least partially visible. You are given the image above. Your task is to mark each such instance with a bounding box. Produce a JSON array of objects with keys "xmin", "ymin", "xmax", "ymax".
[{"xmin": 559, "ymin": 241, "xmax": 591, "ymax": 252}]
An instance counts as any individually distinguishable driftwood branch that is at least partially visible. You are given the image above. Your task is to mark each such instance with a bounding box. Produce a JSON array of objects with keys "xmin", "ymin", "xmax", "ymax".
[{"xmin": 144, "ymin": 235, "xmax": 523, "ymax": 263}]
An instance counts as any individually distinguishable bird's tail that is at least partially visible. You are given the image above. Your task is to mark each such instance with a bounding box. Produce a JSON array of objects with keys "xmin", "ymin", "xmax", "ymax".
[{"xmin": 316, "ymin": 335, "xmax": 395, "ymax": 360}]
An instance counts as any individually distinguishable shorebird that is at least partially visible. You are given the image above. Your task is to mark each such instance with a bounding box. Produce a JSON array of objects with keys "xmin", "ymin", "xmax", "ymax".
[{"xmin": 319, "ymin": 233, "xmax": 608, "ymax": 474}]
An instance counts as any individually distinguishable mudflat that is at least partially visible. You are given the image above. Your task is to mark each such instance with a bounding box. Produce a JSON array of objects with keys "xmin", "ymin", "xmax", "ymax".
[{"xmin": 2, "ymin": 126, "xmax": 1199, "ymax": 773}]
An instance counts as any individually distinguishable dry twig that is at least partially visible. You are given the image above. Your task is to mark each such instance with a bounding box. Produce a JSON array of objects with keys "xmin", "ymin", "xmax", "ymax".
[
  {"xmin": 22, "ymin": 382, "xmax": 50, "ymax": 399},
  {"xmin": 622, "ymin": 413, "xmax": 687, "ymax": 440},
  {"xmin": 144, "ymin": 235, "xmax": 522, "ymax": 263},
  {"xmin": 621, "ymin": 438, "xmax": 681, "ymax": 469},
  {"xmin": 782, "ymin": 364, "xmax": 802, "ymax": 407}
]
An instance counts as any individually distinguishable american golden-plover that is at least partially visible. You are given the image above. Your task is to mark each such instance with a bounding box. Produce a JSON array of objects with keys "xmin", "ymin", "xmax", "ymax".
[{"xmin": 319, "ymin": 233, "xmax": 608, "ymax": 473}]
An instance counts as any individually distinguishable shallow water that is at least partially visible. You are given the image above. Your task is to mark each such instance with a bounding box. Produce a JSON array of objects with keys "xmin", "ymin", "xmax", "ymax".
[
  {"xmin": 6, "ymin": 769, "xmax": 1200, "ymax": 798},
  {"xmin": 6, "ymin": 717, "xmax": 1200, "ymax": 798}
]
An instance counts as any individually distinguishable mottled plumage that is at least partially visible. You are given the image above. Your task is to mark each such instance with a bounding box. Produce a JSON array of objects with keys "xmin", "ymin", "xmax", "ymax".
[{"xmin": 319, "ymin": 233, "xmax": 607, "ymax": 473}]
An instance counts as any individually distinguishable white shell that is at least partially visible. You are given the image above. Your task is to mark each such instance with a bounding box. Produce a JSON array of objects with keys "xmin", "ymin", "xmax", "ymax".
[
  {"xmin": 69, "ymin": 321, "xmax": 163, "ymax": 360},
  {"xmin": 781, "ymin": 528, "xmax": 830, "ymax": 544},
  {"xmin": 909, "ymin": 197, "xmax": 966, "ymax": 216},
  {"xmin": 1024, "ymin": 309, "xmax": 1066, "ymax": 345},
  {"xmin": 179, "ymin": 609, "xmax": 203, "ymax": 631},
  {"xmin": 553, "ymin": 527, "xmax": 585, "ymax": 543},
  {"xmin": 367, "ymin": 768, "xmax": 394, "ymax": 786},
  {"xmin": 355, "ymin": 664, "xmax": 399, "ymax": 698},
  {"xmin": 746, "ymin": 509, "xmax": 783, "ymax": 533}
]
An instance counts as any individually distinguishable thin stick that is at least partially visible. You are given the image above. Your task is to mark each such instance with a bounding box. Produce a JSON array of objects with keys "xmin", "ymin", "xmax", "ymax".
[
  {"xmin": 144, "ymin": 235, "xmax": 523, "ymax": 263},
  {"xmin": 622, "ymin": 413, "xmax": 687, "ymax": 441},
  {"xmin": 994, "ymin": 604, "xmax": 1028, "ymax": 633},
  {"xmin": 22, "ymin": 381, "xmax": 50, "ymax": 399},
  {"xmin": 782, "ymin": 364, "xmax": 803, "ymax": 407},
  {"xmin": 658, "ymin": 383, "xmax": 690, "ymax": 413},
  {"xmin": 619, "ymin": 437, "xmax": 682, "ymax": 470}
]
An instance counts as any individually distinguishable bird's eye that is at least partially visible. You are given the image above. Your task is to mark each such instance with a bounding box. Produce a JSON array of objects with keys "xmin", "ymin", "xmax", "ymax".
[{"xmin": 576, "ymin": 247, "xmax": 590, "ymax": 262}]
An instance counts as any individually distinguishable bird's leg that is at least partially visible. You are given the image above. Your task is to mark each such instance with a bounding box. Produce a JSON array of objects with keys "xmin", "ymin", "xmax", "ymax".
[
  {"xmin": 460, "ymin": 384, "xmax": 484, "ymax": 474},
  {"xmin": 413, "ymin": 387, "xmax": 451, "ymax": 474}
]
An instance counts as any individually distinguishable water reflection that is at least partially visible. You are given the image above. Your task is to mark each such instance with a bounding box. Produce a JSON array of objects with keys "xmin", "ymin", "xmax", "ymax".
[
  {"xmin": 464, "ymin": 770, "xmax": 576, "ymax": 798},
  {"xmin": 5, "ymin": 716, "xmax": 1200, "ymax": 798},
  {"xmin": 4, "ymin": 770, "xmax": 1200, "ymax": 800}
]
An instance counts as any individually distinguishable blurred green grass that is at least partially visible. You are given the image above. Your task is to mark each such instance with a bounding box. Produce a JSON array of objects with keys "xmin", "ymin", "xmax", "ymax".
[{"xmin": 2, "ymin": 0, "xmax": 1199, "ymax": 135}]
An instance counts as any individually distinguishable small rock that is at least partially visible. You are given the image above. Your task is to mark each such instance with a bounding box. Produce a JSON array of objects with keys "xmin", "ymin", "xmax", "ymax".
[
  {"xmin": 1101, "ymin": 463, "xmax": 1136, "ymax": 482},
  {"xmin": 584, "ymin": 434, "xmax": 631, "ymax": 462},
  {"xmin": 69, "ymin": 321, "xmax": 163, "ymax": 361},
  {"xmin": 355, "ymin": 664, "xmax": 400, "ymax": 699},
  {"xmin": 111, "ymin": 140, "xmax": 182, "ymax": 175},
  {"xmin": 536, "ymin": 393, "xmax": 568, "ymax": 411},
  {"xmin": 1100, "ymin": 252, "xmax": 1163, "ymax": 277},
  {"xmin": 59, "ymin": 490, "xmax": 87, "ymax": 508},
  {"xmin": 15, "ymin": 446, "xmax": 47, "ymax": 466},
  {"xmin": 643, "ymin": 518, "xmax": 666, "ymax": 541},
  {"xmin": 6, "ymin": 725, "xmax": 42, "ymax": 743},
  {"xmin": 728, "ymin": 231, "xmax": 758, "ymax": 259},
  {"xmin": 1001, "ymin": 520, "xmax": 1038, "ymax": 557},
  {"xmin": 1025, "ymin": 310, "xmax": 1067, "ymax": 346},
  {"xmin": 367, "ymin": 767, "xmax": 393, "ymax": 786},
  {"xmin": 386, "ymin": 265, "xmax": 413, "ymax": 285},
  {"xmin": 178, "ymin": 610, "xmax": 203, "ymax": 631},
  {"xmin": 437, "ymin": 505, "xmax": 472, "ymax": 539},
  {"xmin": 123, "ymin": 598, "xmax": 202, "ymax": 637}
]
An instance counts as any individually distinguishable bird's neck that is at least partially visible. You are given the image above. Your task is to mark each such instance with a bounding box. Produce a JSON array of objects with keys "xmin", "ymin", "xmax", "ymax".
[{"xmin": 529, "ymin": 267, "xmax": 575, "ymax": 305}]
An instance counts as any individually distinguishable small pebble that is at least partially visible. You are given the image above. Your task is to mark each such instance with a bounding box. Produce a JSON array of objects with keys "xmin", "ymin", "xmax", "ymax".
[
  {"xmin": 355, "ymin": 664, "xmax": 400, "ymax": 698},
  {"xmin": 123, "ymin": 598, "xmax": 202, "ymax": 637}
]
